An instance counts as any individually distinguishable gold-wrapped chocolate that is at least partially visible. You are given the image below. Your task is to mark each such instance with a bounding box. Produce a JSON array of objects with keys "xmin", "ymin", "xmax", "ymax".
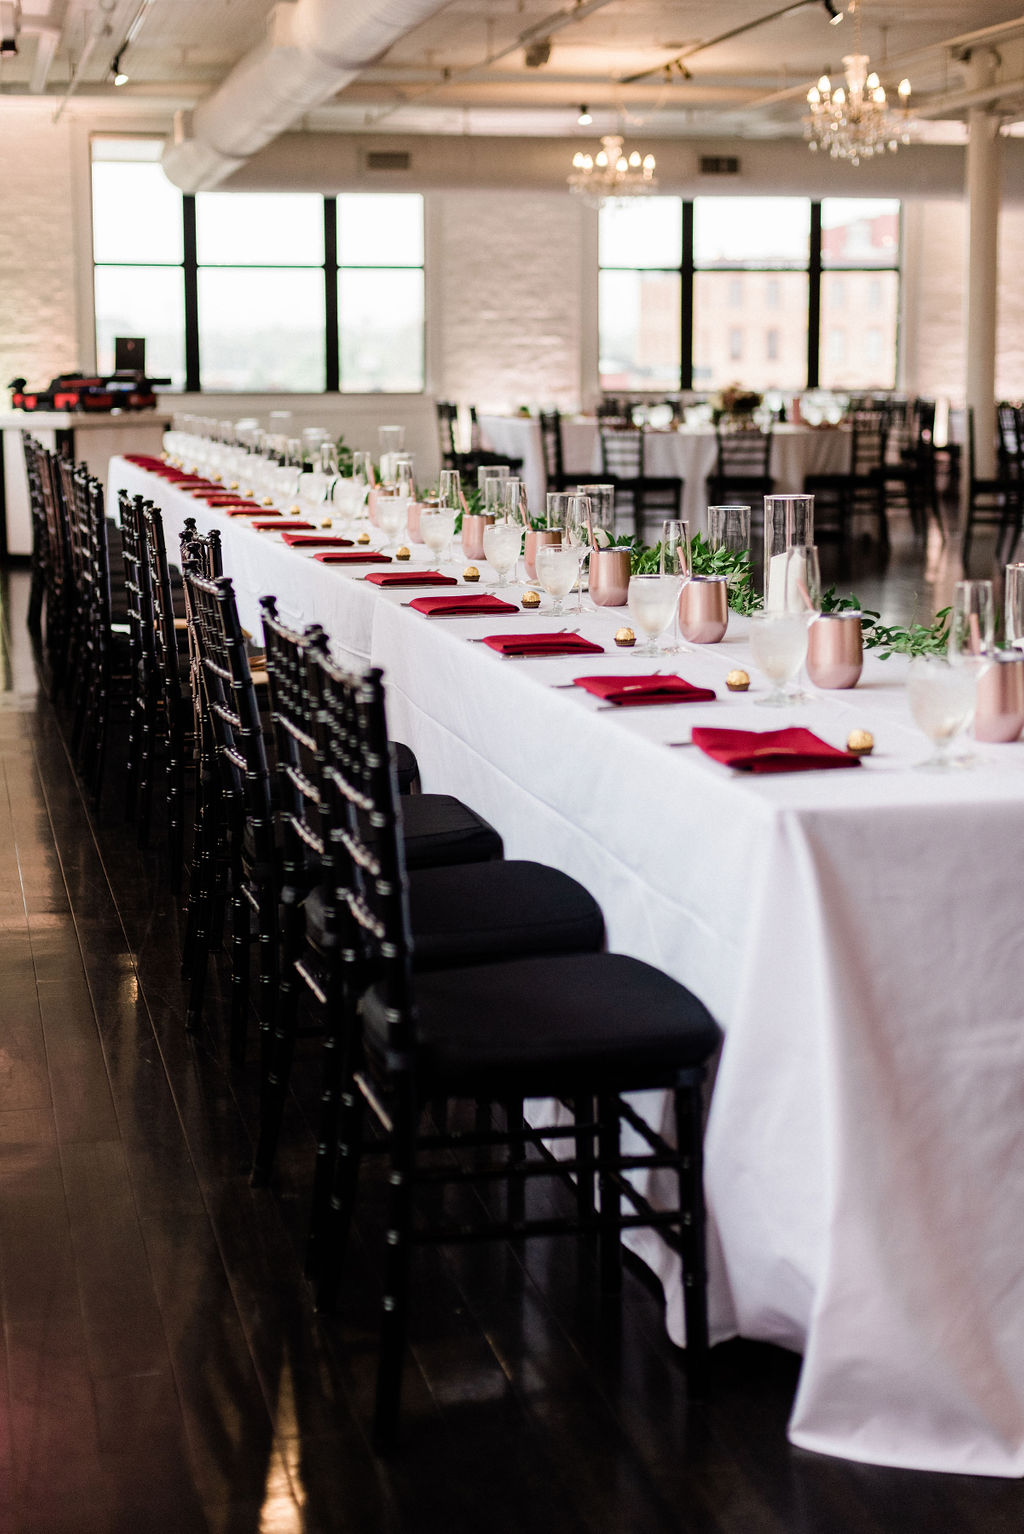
[
  {"xmin": 614, "ymin": 626, "xmax": 636, "ymax": 648},
  {"xmin": 521, "ymin": 590, "xmax": 541, "ymax": 609},
  {"xmin": 288, "ymin": 504, "xmax": 302, "ymax": 516},
  {"xmin": 357, "ymin": 532, "xmax": 371, "ymax": 545},
  {"xmin": 847, "ymin": 729, "xmax": 874, "ymax": 756},
  {"xmin": 396, "ymin": 546, "xmax": 411, "ymax": 561},
  {"xmin": 319, "ymin": 517, "xmax": 333, "ymax": 529},
  {"xmin": 725, "ymin": 669, "xmax": 750, "ymax": 692},
  {"xmin": 463, "ymin": 565, "xmax": 481, "ymax": 582},
  {"xmin": 263, "ymin": 497, "xmax": 275, "ymax": 507},
  {"xmin": 229, "ymin": 480, "xmax": 239, "ymax": 490}
]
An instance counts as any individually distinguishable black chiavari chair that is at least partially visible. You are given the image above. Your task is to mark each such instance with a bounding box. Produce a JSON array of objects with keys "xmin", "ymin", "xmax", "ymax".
[
  {"xmin": 308, "ymin": 653, "xmax": 721, "ymax": 1449},
  {"xmin": 250, "ymin": 599, "xmax": 605, "ymax": 1261}
]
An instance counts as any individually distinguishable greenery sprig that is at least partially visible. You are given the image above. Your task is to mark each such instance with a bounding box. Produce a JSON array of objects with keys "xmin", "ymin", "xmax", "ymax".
[{"xmin": 820, "ymin": 587, "xmax": 951, "ymax": 658}]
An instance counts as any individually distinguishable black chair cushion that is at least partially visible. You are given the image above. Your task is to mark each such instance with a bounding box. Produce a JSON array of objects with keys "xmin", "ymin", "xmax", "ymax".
[
  {"xmin": 363, "ymin": 951, "xmax": 721, "ymax": 1095},
  {"xmin": 394, "ymin": 741, "xmax": 419, "ymax": 795},
  {"xmin": 400, "ymin": 794, "xmax": 502, "ymax": 868},
  {"xmin": 304, "ymin": 860, "xmax": 604, "ymax": 964}
]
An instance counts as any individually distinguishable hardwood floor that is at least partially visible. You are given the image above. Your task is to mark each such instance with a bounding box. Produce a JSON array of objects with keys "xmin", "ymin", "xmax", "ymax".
[{"xmin": 1, "ymin": 529, "xmax": 1022, "ymax": 1534}]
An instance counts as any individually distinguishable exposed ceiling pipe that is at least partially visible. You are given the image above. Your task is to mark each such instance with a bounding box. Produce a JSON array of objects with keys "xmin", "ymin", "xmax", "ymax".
[
  {"xmin": 360, "ymin": 0, "xmax": 622, "ymax": 129},
  {"xmin": 52, "ymin": 0, "xmax": 118, "ymax": 122},
  {"xmin": 161, "ymin": 0, "xmax": 456, "ymax": 193},
  {"xmin": 28, "ymin": 27, "xmax": 59, "ymax": 93}
]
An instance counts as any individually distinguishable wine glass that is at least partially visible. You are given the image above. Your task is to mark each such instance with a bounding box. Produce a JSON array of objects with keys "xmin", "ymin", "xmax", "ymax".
[
  {"xmin": 627, "ymin": 573, "xmax": 683, "ymax": 657},
  {"xmin": 477, "ymin": 464, "xmax": 510, "ymax": 494},
  {"xmin": 484, "ymin": 476, "xmax": 507, "ymax": 518},
  {"xmin": 421, "ymin": 508, "xmax": 456, "ymax": 564},
  {"xmin": 906, "ymin": 655, "xmax": 978, "ymax": 769},
  {"xmin": 660, "ymin": 518, "xmax": 692, "ymax": 652},
  {"xmin": 536, "ymin": 544, "xmax": 580, "ymax": 616},
  {"xmin": 949, "ymin": 579, "xmax": 995, "ymax": 659},
  {"xmin": 748, "ymin": 611, "xmax": 811, "ymax": 706},
  {"xmin": 482, "ymin": 518, "xmax": 523, "ymax": 588},
  {"xmin": 564, "ymin": 493, "xmax": 594, "ymax": 614},
  {"xmin": 439, "ymin": 469, "xmax": 463, "ymax": 513}
]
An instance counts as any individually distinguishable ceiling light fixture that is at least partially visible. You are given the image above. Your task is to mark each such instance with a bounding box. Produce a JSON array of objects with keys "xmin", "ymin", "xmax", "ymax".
[
  {"xmin": 577, "ymin": 104, "xmax": 592, "ymax": 125},
  {"xmin": 111, "ymin": 48, "xmax": 128, "ymax": 85},
  {"xmin": 822, "ymin": 0, "xmax": 844, "ymax": 23},
  {"xmin": 569, "ymin": 134, "xmax": 657, "ymax": 203},
  {"xmin": 804, "ymin": 0, "xmax": 912, "ymax": 163}
]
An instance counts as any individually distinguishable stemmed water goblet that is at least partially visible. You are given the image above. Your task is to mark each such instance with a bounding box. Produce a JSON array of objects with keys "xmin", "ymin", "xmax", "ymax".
[
  {"xmin": 906, "ymin": 656, "xmax": 979, "ymax": 769},
  {"xmin": 748, "ymin": 611, "xmax": 811, "ymax": 706},
  {"xmin": 482, "ymin": 516, "xmax": 523, "ymax": 589},
  {"xmin": 627, "ymin": 573, "xmax": 683, "ymax": 657},
  {"xmin": 421, "ymin": 508, "xmax": 456, "ymax": 565},
  {"xmin": 376, "ymin": 492, "xmax": 408, "ymax": 553},
  {"xmin": 536, "ymin": 543, "xmax": 580, "ymax": 616}
]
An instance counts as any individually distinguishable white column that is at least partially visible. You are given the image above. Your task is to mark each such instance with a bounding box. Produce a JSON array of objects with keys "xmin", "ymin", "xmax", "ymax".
[{"xmin": 965, "ymin": 49, "xmax": 1001, "ymax": 480}]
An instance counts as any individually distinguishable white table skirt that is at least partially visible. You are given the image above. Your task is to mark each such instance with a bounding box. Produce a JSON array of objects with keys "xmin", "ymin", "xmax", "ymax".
[
  {"xmin": 477, "ymin": 417, "xmax": 850, "ymax": 534},
  {"xmin": 110, "ymin": 455, "xmax": 1024, "ymax": 1478}
]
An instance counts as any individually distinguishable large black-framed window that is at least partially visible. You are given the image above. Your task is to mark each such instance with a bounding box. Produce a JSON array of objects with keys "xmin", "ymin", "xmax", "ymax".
[
  {"xmin": 91, "ymin": 141, "xmax": 425, "ymax": 394},
  {"xmin": 598, "ymin": 196, "xmax": 901, "ymax": 395}
]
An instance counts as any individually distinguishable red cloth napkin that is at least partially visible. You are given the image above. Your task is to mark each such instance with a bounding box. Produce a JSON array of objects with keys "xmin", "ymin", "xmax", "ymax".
[
  {"xmin": 193, "ymin": 491, "xmax": 255, "ymax": 504},
  {"xmin": 407, "ymin": 593, "xmax": 519, "ymax": 617},
  {"xmin": 252, "ymin": 518, "xmax": 315, "ymax": 531},
  {"xmin": 364, "ymin": 570, "xmax": 459, "ymax": 587},
  {"xmin": 221, "ymin": 504, "xmax": 277, "ymax": 516},
  {"xmin": 125, "ymin": 454, "xmax": 164, "ymax": 469},
  {"xmin": 691, "ymin": 726, "xmax": 861, "ymax": 773},
  {"xmin": 481, "ymin": 631, "xmax": 605, "ymax": 656},
  {"xmin": 573, "ymin": 674, "xmax": 716, "ymax": 707},
  {"xmin": 279, "ymin": 532, "xmax": 354, "ymax": 547},
  {"xmin": 313, "ymin": 550, "xmax": 393, "ymax": 565}
]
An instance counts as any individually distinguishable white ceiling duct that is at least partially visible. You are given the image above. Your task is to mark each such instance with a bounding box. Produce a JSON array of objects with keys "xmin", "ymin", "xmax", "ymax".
[{"xmin": 161, "ymin": 0, "xmax": 452, "ymax": 192}]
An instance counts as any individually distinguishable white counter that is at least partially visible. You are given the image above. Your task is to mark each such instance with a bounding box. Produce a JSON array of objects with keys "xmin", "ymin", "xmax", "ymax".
[{"xmin": 0, "ymin": 412, "xmax": 171, "ymax": 556}]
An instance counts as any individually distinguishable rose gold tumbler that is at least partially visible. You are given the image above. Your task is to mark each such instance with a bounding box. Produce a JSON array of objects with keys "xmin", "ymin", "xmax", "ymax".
[
  {"xmin": 588, "ymin": 547, "xmax": 632, "ymax": 607},
  {"xmin": 679, "ymin": 575, "xmax": 729, "ymax": 643},
  {"xmin": 806, "ymin": 612, "xmax": 863, "ymax": 688},
  {"xmin": 461, "ymin": 512, "xmax": 495, "ymax": 561},
  {"xmin": 524, "ymin": 528, "xmax": 563, "ymax": 581},
  {"xmin": 974, "ymin": 652, "xmax": 1024, "ymax": 742}
]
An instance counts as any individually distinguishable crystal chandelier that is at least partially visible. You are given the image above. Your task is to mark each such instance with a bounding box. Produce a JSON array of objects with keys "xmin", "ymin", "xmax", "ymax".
[
  {"xmin": 804, "ymin": 1, "xmax": 912, "ymax": 164},
  {"xmin": 568, "ymin": 135, "xmax": 657, "ymax": 201}
]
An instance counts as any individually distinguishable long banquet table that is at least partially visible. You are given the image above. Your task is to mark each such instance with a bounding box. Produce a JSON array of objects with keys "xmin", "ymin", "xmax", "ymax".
[
  {"xmin": 477, "ymin": 414, "xmax": 850, "ymax": 531},
  {"xmin": 112, "ymin": 455, "xmax": 1024, "ymax": 1479}
]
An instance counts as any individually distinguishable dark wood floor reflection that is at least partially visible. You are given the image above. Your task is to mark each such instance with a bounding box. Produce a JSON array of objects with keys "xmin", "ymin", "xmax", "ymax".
[{"xmin": 2, "ymin": 534, "xmax": 1023, "ymax": 1534}]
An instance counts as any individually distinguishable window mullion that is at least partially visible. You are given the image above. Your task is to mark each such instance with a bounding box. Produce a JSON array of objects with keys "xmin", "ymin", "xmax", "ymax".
[
  {"xmin": 681, "ymin": 202, "xmax": 694, "ymax": 392},
  {"xmin": 183, "ymin": 195, "xmax": 200, "ymax": 393},
  {"xmin": 324, "ymin": 196, "xmax": 340, "ymax": 393},
  {"xmin": 807, "ymin": 202, "xmax": 822, "ymax": 391}
]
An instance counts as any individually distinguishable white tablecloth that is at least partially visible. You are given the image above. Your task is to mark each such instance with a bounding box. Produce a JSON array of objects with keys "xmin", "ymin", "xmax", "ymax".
[
  {"xmin": 478, "ymin": 416, "xmax": 850, "ymax": 534},
  {"xmin": 110, "ymin": 456, "xmax": 1024, "ymax": 1479}
]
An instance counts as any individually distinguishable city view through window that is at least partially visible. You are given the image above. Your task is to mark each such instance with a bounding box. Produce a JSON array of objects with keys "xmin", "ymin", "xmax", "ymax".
[{"xmin": 599, "ymin": 196, "xmax": 900, "ymax": 395}]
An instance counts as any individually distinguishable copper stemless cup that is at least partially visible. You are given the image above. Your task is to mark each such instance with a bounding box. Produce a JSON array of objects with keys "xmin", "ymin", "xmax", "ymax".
[
  {"xmin": 974, "ymin": 651, "xmax": 1024, "ymax": 742},
  {"xmin": 588, "ymin": 547, "xmax": 632, "ymax": 607},
  {"xmin": 461, "ymin": 512, "xmax": 495, "ymax": 561},
  {"xmin": 524, "ymin": 528, "xmax": 563, "ymax": 581},
  {"xmin": 806, "ymin": 611, "xmax": 863, "ymax": 689},
  {"xmin": 679, "ymin": 575, "xmax": 729, "ymax": 642}
]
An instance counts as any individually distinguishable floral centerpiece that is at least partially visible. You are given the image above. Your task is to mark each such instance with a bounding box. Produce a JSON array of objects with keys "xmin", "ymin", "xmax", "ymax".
[{"xmin": 711, "ymin": 383, "xmax": 763, "ymax": 426}]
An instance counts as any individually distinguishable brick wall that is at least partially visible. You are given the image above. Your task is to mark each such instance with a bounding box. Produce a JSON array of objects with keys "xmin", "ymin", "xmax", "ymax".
[
  {"xmin": 0, "ymin": 103, "xmax": 80, "ymax": 396},
  {"xmin": 433, "ymin": 190, "xmax": 587, "ymax": 412}
]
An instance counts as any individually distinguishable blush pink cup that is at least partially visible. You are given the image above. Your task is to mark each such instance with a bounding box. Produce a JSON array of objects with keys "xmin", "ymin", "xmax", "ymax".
[
  {"xmin": 679, "ymin": 575, "xmax": 729, "ymax": 643},
  {"xmin": 806, "ymin": 612, "xmax": 863, "ymax": 689}
]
